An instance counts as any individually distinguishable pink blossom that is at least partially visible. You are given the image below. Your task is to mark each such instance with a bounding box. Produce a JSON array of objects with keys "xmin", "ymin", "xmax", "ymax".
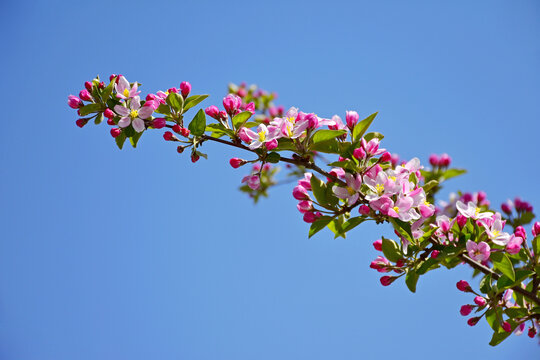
[
  {"xmin": 242, "ymin": 174, "xmax": 260, "ymax": 190},
  {"xmin": 456, "ymin": 201, "xmax": 493, "ymax": 220},
  {"xmin": 67, "ymin": 95, "xmax": 83, "ymax": 109},
  {"xmin": 332, "ymin": 173, "xmax": 362, "ymax": 204},
  {"xmin": 223, "ymin": 94, "xmax": 242, "ymax": 115},
  {"xmin": 115, "ymin": 76, "xmax": 140, "ymax": 100},
  {"xmin": 466, "ymin": 240, "xmax": 490, "ymax": 262},
  {"xmin": 328, "ymin": 115, "xmax": 347, "ymax": 131},
  {"xmin": 370, "ymin": 256, "xmax": 391, "ymax": 272},
  {"xmin": 297, "ymin": 200, "xmax": 313, "ymax": 213},
  {"xmin": 179, "ymin": 81, "xmax": 191, "ymax": 97},
  {"xmin": 505, "ymin": 234, "xmax": 523, "ymax": 255},
  {"xmin": 481, "ymin": 213, "xmax": 510, "ymax": 245},
  {"xmin": 114, "ymin": 96, "xmax": 153, "ymax": 133},
  {"xmin": 298, "ymin": 173, "xmax": 312, "ymax": 190},
  {"xmin": 293, "ymin": 185, "xmax": 310, "ymax": 201},
  {"xmin": 345, "ymin": 110, "xmax": 359, "ymax": 128},
  {"xmin": 435, "ymin": 215, "xmax": 454, "ymax": 233}
]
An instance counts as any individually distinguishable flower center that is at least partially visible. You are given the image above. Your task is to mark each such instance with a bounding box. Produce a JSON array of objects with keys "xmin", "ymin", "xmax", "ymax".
[
  {"xmin": 393, "ymin": 206, "xmax": 400, "ymax": 213},
  {"xmin": 130, "ymin": 109, "xmax": 139, "ymax": 119},
  {"xmin": 258, "ymin": 131, "xmax": 266, "ymax": 142},
  {"xmin": 375, "ymin": 184, "xmax": 384, "ymax": 195},
  {"xmin": 123, "ymin": 88, "xmax": 130, "ymax": 98},
  {"xmin": 347, "ymin": 186, "xmax": 355, "ymax": 195},
  {"xmin": 492, "ymin": 230, "xmax": 500, "ymax": 237},
  {"xmin": 388, "ymin": 176, "xmax": 396, "ymax": 182}
]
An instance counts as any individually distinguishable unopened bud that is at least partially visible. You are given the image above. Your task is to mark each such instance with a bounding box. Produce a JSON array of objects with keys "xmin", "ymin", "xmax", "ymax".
[
  {"xmin": 456, "ymin": 215, "xmax": 467, "ymax": 229},
  {"xmin": 430, "ymin": 250, "xmax": 440, "ymax": 259},
  {"xmin": 353, "ymin": 147, "xmax": 366, "ymax": 160},
  {"xmin": 502, "ymin": 321, "xmax": 512, "ymax": 333},
  {"xmin": 460, "ymin": 305, "xmax": 473, "ymax": 316},
  {"xmin": 345, "ymin": 110, "xmax": 359, "ymax": 129},
  {"xmin": 152, "ymin": 118, "xmax": 166, "ymax": 129},
  {"xmin": 429, "ymin": 154, "xmax": 439, "ymax": 167},
  {"xmin": 373, "ymin": 239, "xmax": 382, "ymax": 251},
  {"xmin": 110, "ymin": 128, "xmax": 121, "ymax": 138},
  {"xmin": 76, "ymin": 118, "xmax": 88, "ymax": 128},
  {"xmin": 179, "ymin": 81, "xmax": 191, "ymax": 97},
  {"xmin": 359, "ymin": 205, "xmax": 371, "ymax": 215},
  {"xmin": 107, "ymin": 118, "xmax": 115, "ymax": 126},
  {"xmin": 456, "ymin": 280, "xmax": 471, "ymax": 292},
  {"xmin": 229, "ymin": 158, "xmax": 246, "ymax": 169},
  {"xmin": 163, "ymin": 131, "xmax": 174, "ymax": 141},
  {"xmin": 474, "ymin": 296, "xmax": 486, "ymax": 307},
  {"xmin": 84, "ymin": 81, "xmax": 93, "ymax": 91},
  {"xmin": 439, "ymin": 153, "xmax": 451, "ymax": 167},
  {"xmin": 177, "ymin": 146, "xmax": 184, "ymax": 154},
  {"xmin": 191, "ymin": 153, "xmax": 200, "ymax": 163},
  {"xmin": 380, "ymin": 276, "xmax": 395, "ymax": 287},
  {"xmin": 180, "ymin": 128, "xmax": 191, "ymax": 137},
  {"xmin": 467, "ymin": 317, "xmax": 480, "ymax": 326},
  {"xmin": 380, "ymin": 152, "xmax": 391, "ymax": 163},
  {"xmin": 528, "ymin": 327, "xmax": 537, "ymax": 338},
  {"xmin": 68, "ymin": 95, "xmax": 83, "ymax": 109},
  {"xmin": 104, "ymin": 108, "xmax": 115, "ymax": 119},
  {"xmin": 172, "ymin": 124, "xmax": 182, "ymax": 133},
  {"xmin": 532, "ymin": 221, "xmax": 540, "ymax": 237}
]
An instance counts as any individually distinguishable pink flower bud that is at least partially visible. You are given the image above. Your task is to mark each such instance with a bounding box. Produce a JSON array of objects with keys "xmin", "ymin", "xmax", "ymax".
[
  {"xmin": 390, "ymin": 153, "xmax": 399, "ymax": 167},
  {"xmin": 380, "ymin": 152, "xmax": 391, "ymax": 163},
  {"xmin": 99, "ymin": 81, "xmax": 105, "ymax": 89},
  {"xmin": 237, "ymin": 88, "xmax": 247, "ymax": 97},
  {"xmin": 229, "ymin": 158, "xmax": 246, "ymax": 169},
  {"xmin": 297, "ymin": 200, "xmax": 313, "ymax": 213},
  {"xmin": 191, "ymin": 153, "xmax": 200, "ymax": 163},
  {"xmin": 345, "ymin": 110, "xmax": 359, "ymax": 129},
  {"xmin": 532, "ymin": 222, "xmax": 540, "ymax": 237},
  {"xmin": 460, "ymin": 305, "xmax": 473, "ymax": 316},
  {"xmin": 456, "ymin": 215, "xmax": 467, "ymax": 229},
  {"xmin": 501, "ymin": 203, "xmax": 512, "ymax": 214},
  {"xmin": 353, "ymin": 147, "xmax": 366, "ymax": 160},
  {"xmin": 380, "ymin": 276, "xmax": 395, "ymax": 286},
  {"xmin": 180, "ymin": 128, "xmax": 190, "ymax": 137},
  {"xmin": 359, "ymin": 205, "xmax": 371, "ymax": 216},
  {"xmin": 515, "ymin": 226, "xmax": 526, "ymax": 240},
  {"xmin": 84, "ymin": 81, "xmax": 93, "ymax": 91},
  {"xmin": 152, "ymin": 118, "xmax": 166, "ymax": 129},
  {"xmin": 502, "ymin": 321, "xmax": 512, "ymax": 333},
  {"xmin": 223, "ymin": 94, "xmax": 242, "ymax": 115},
  {"xmin": 505, "ymin": 235, "xmax": 523, "ymax": 255},
  {"xmin": 467, "ymin": 317, "xmax": 480, "ymax": 326},
  {"xmin": 109, "ymin": 74, "xmax": 117, "ymax": 81},
  {"xmin": 68, "ymin": 95, "xmax": 83, "ymax": 109},
  {"xmin": 76, "ymin": 119, "xmax": 88, "ymax": 128},
  {"xmin": 373, "ymin": 239, "xmax": 383, "ymax": 251},
  {"xmin": 179, "ymin": 81, "xmax": 191, "ymax": 97},
  {"xmin": 168, "ymin": 87, "xmax": 179, "ymax": 94},
  {"xmin": 107, "ymin": 118, "xmax": 115, "ymax": 126},
  {"xmin": 306, "ymin": 113, "xmax": 319, "ymax": 129},
  {"xmin": 303, "ymin": 211, "xmax": 318, "ymax": 223},
  {"xmin": 163, "ymin": 131, "xmax": 173, "ymax": 141},
  {"xmin": 269, "ymin": 106, "xmax": 280, "ymax": 117},
  {"xmin": 477, "ymin": 191, "xmax": 487, "ymax": 203},
  {"xmin": 265, "ymin": 139, "xmax": 278, "ymax": 150},
  {"xmin": 79, "ymin": 89, "xmax": 92, "ymax": 101},
  {"xmin": 293, "ymin": 185, "xmax": 309, "ymax": 201},
  {"xmin": 429, "ymin": 154, "xmax": 439, "ymax": 167},
  {"xmin": 430, "ymin": 250, "xmax": 440, "ymax": 259},
  {"xmin": 104, "ymin": 108, "xmax": 115, "ymax": 119},
  {"xmin": 474, "ymin": 296, "xmax": 486, "ymax": 306},
  {"xmin": 110, "ymin": 128, "xmax": 121, "ymax": 138},
  {"xmin": 205, "ymin": 105, "xmax": 220, "ymax": 119},
  {"xmin": 172, "ymin": 124, "xmax": 182, "ymax": 133},
  {"xmin": 438, "ymin": 153, "xmax": 451, "ymax": 167},
  {"xmin": 528, "ymin": 327, "xmax": 537, "ymax": 338},
  {"xmin": 242, "ymin": 102, "xmax": 255, "ymax": 114},
  {"xmin": 395, "ymin": 259, "xmax": 405, "ymax": 267},
  {"xmin": 456, "ymin": 280, "xmax": 471, "ymax": 292},
  {"xmin": 177, "ymin": 146, "xmax": 184, "ymax": 154}
]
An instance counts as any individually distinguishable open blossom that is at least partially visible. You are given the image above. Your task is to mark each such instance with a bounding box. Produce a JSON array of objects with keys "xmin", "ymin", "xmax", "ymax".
[
  {"xmin": 115, "ymin": 76, "xmax": 141, "ymax": 100},
  {"xmin": 480, "ymin": 213, "xmax": 511, "ymax": 245},
  {"xmin": 271, "ymin": 107, "xmax": 309, "ymax": 139},
  {"xmin": 466, "ymin": 240, "xmax": 491, "ymax": 262},
  {"xmin": 332, "ymin": 173, "xmax": 362, "ymax": 204},
  {"xmin": 114, "ymin": 96, "xmax": 153, "ymax": 133},
  {"xmin": 505, "ymin": 234, "xmax": 523, "ymax": 255},
  {"xmin": 242, "ymin": 124, "xmax": 280, "ymax": 149},
  {"xmin": 456, "ymin": 201, "xmax": 493, "ymax": 220}
]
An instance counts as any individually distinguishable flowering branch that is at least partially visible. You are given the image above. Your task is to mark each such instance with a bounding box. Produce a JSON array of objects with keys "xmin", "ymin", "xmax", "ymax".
[{"xmin": 68, "ymin": 75, "xmax": 540, "ymax": 345}]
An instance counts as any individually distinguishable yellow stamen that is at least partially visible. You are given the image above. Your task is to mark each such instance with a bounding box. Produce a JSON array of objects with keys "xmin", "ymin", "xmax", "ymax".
[
  {"xmin": 424, "ymin": 200, "xmax": 431, "ymax": 206},
  {"xmin": 258, "ymin": 131, "xmax": 266, "ymax": 142},
  {"xmin": 130, "ymin": 109, "xmax": 139, "ymax": 119},
  {"xmin": 393, "ymin": 206, "xmax": 400, "ymax": 213},
  {"xmin": 375, "ymin": 184, "xmax": 384, "ymax": 194},
  {"xmin": 492, "ymin": 230, "xmax": 500, "ymax": 237},
  {"xmin": 388, "ymin": 176, "xmax": 396, "ymax": 182},
  {"xmin": 347, "ymin": 186, "xmax": 355, "ymax": 195},
  {"xmin": 123, "ymin": 88, "xmax": 130, "ymax": 98}
]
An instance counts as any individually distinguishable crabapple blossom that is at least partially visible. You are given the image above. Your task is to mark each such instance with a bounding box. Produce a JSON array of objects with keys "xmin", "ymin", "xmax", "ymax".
[
  {"xmin": 115, "ymin": 76, "xmax": 140, "ymax": 100},
  {"xmin": 345, "ymin": 110, "xmax": 359, "ymax": 128},
  {"xmin": 466, "ymin": 240, "xmax": 490, "ymax": 262},
  {"xmin": 114, "ymin": 97, "xmax": 153, "ymax": 133},
  {"xmin": 332, "ymin": 173, "xmax": 362, "ymax": 204},
  {"xmin": 456, "ymin": 201, "xmax": 493, "ymax": 220}
]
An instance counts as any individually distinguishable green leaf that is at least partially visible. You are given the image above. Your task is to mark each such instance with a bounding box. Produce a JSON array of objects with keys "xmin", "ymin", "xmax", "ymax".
[
  {"xmin": 276, "ymin": 138, "xmax": 297, "ymax": 151},
  {"xmin": 311, "ymin": 129, "xmax": 347, "ymax": 144},
  {"xmin": 519, "ymin": 211, "xmax": 535, "ymax": 225},
  {"xmin": 496, "ymin": 270, "xmax": 532, "ymax": 291},
  {"xmin": 327, "ymin": 217, "xmax": 346, "ymax": 239},
  {"xmin": 266, "ymin": 152, "xmax": 280, "ymax": 163},
  {"xmin": 101, "ymin": 79, "xmax": 115, "ymax": 100},
  {"xmin": 479, "ymin": 275, "xmax": 492, "ymax": 294},
  {"xmin": 440, "ymin": 168, "xmax": 467, "ymax": 181},
  {"xmin": 491, "ymin": 252, "xmax": 515, "ymax": 282},
  {"xmin": 533, "ymin": 236, "xmax": 540, "ymax": 257},
  {"xmin": 388, "ymin": 218, "xmax": 415, "ymax": 245},
  {"xmin": 381, "ymin": 237, "xmax": 402, "ymax": 262},
  {"xmin": 232, "ymin": 111, "xmax": 252, "ymax": 129},
  {"xmin": 308, "ymin": 216, "xmax": 333, "ymax": 238},
  {"xmin": 166, "ymin": 92, "xmax": 184, "ymax": 113},
  {"xmin": 79, "ymin": 103, "xmax": 103, "ymax": 116},
  {"xmin": 405, "ymin": 270, "xmax": 419, "ymax": 293},
  {"xmin": 188, "ymin": 109, "xmax": 206, "ymax": 136},
  {"xmin": 311, "ymin": 138, "xmax": 340, "ymax": 153},
  {"xmin": 129, "ymin": 131, "xmax": 143, "ymax": 148},
  {"xmin": 416, "ymin": 258, "xmax": 439, "ymax": 275},
  {"xmin": 183, "ymin": 94, "xmax": 209, "ymax": 112},
  {"xmin": 363, "ymin": 132, "xmax": 384, "ymax": 142},
  {"xmin": 352, "ymin": 112, "xmax": 377, "ymax": 140},
  {"xmin": 485, "ymin": 307, "xmax": 502, "ymax": 332},
  {"xmin": 94, "ymin": 113, "xmax": 103, "ymax": 125},
  {"xmin": 310, "ymin": 175, "xmax": 329, "ymax": 207},
  {"xmin": 115, "ymin": 131, "xmax": 127, "ymax": 150},
  {"xmin": 489, "ymin": 329, "xmax": 512, "ymax": 346},
  {"xmin": 342, "ymin": 217, "xmax": 366, "ymax": 232},
  {"xmin": 156, "ymin": 103, "xmax": 171, "ymax": 115},
  {"xmin": 504, "ymin": 307, "xmax": 528, "ymax": 318},
  {"xmin": 423, "ymin": 180, "xmax": 439, "ymax": 194}
]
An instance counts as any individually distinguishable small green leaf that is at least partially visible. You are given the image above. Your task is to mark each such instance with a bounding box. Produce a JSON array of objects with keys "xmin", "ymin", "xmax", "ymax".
[
  {"xmin": 232, "ymin": 111, "xmax": 252, "ymax": 129},
  {"xmin": 485, "ymin": 307, "xmax": 502, "ymax": 332},
  {"xmin": 79, "ymin": 103, "xmax": 103, "ymax": 116},
  {"xmin": 440, "ymin": 168, "xmax": 467, "ymax": 181},
  {"xmin": 363, "ymin": 132, "xmax": 384, "ymax": 142},
  {"xmin": 327, "ymin": 217, "xmax": 346, "ymax": 239},
  {"xmin": 381, "ymin": 237, "xmax": 402, "ymax": 262},
  {"xmin": 519, "ymin": 211, "xmax": 535, "ymax": 225},
  {"xmin": 166, "ymin": 92, "xmax": 184, "ymax": 113},
  {"xmin": 266, "ymin": 152, "xmax": 280, "ymax": 163},
  {"xmin": 308, "ymin": 216, "xmax": 333, "ymax": 238},
  {"xmin": 489, "ymin": 329, "xmax": 512, "ymax": 346},
  {"xmin": 115, "ymin": 131, "xmax": 127, "ymax": 150},
  {"xmin": 101, "ymin": 79, "xmax": 115, "ymax": 100},
  {"xmin": 479, "ymin": 275, "xmax": 492, "ymax": 294},
  {"xmin": 94, "ymin": 113, "xmax": 103, "ymax": 125},
  {"xmin": 423, "ymin": 180, "xmax": 439, "ymax": 194},
  {"xmin": 188, "ymin": 109, "xmax": 206, "ymax": 136},
  {"xmin": 183, "ymin": 94, "xmax": 209, "ymax": 112},
  {"xmin": 405, "ymin": 270, "xmax": 419, "ymax": 293},
  {"xmin": 533, "ymin": 236, "xmax": 540, "ymax": 257},
  {"xmin": 342, "ymin": 217, "xmax": 366, "ymax": 232},
  {"xmin": 276, "ymin": 138, "xmax": 297, "ymax": 151},
  {"xmin": 311, "ymin": 129, "xmax": 347, "ymax": 144},
  {"xmin": 491, "ymin": 252, "xmax": 515, "ymax": 282},
  {"xmin": 156, "ymin": 104, "xmax": 171, "ymax": 115},
  {"xmin": 311, "ymin": 138, "xmax": 340, "ymax": 153},
  {"xmin": 129, "ymin": 131, "xmax": 143, "ymax": 148},
  {"xmin": 310, "ymin": 175, "xmax": 328, "ymax": 207},
  {"xmin": 352, "ymin": 112, "xmax": 377, "ymax": 140},
  {"xmin": 416, "ymin": 258, "xmax": 439, "ymax": 275},
  {"xmin": 389, "ymin": 218, "xmax": 415, "ymax": 245}
]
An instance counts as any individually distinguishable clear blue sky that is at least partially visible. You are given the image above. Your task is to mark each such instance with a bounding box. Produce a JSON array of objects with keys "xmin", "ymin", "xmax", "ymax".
[{"xmin": 1, "ymin": 0, "xmax": 539, "ymax": 358}]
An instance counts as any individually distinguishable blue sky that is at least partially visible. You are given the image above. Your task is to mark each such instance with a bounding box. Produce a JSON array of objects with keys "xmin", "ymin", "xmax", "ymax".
[{"xmin": 1, "ymin": 0, "xmax": 539, "ymax": 358}]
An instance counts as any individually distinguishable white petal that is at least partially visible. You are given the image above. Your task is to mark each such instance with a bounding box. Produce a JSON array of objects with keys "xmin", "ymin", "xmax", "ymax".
[
  {"xmin": 132, "ymin": 118, "xmax": 146, "ymax": 133},
  {"xmin": 118, "ymin": 117, "xmax": 131, "ymax": 128},
  {"xmin": 114, "ymin": 105, "xmax": 129, "ymax": 116}
]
